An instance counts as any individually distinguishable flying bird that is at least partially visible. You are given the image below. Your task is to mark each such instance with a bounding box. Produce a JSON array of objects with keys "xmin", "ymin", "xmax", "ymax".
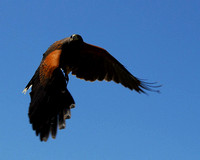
[{"xmin": 23, "ymin": 34, "xmax": 159, "ymax": 141}]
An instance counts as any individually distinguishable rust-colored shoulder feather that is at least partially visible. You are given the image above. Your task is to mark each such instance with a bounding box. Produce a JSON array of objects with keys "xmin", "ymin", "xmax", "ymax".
[{"xmin": 39, "ymin": 49, "xmax": 62, "ymax": 86}]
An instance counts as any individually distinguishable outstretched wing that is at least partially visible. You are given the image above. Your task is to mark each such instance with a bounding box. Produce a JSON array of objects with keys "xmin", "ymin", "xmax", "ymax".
[
  {"xmin": 66, "ymin": 43, "xmax": 158, "ymax": 93},
  {"xmin": 24, "ymin": 49, "xmax": 75, "ymax": 141}
]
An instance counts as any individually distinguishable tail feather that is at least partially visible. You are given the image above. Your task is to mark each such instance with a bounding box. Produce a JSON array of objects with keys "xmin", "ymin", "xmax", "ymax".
[
  {"xmin": 50, "ymin": 116, "xmax": 58, "ymax": 139},
  {"xmin": 59, "ymin": 110, "xmax": 66, "ymax": 129},
  {"xmin": 64, "ymin": 108, "xmax": 71, "ymax": 119},
  {"xmin": 40, "ymin": 125, "xmax": 50, "ymax": 142}
]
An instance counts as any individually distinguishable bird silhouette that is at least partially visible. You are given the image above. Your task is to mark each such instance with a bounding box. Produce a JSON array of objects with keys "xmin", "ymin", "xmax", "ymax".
[{"xmin": 23, "ymin": 34, "xmax": 159, "ymax": 141}]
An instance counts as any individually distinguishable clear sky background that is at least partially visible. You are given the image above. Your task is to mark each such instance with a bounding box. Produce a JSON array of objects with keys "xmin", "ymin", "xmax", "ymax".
[{"xmin": 0, "ymin": 0, "xmax": 200, "ymax": 160}]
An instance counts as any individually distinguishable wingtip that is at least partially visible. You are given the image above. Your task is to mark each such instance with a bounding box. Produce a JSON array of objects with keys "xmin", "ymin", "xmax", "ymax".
[{"xmin": 139, "ymin": 80, "xmax": 161, "ymax": 94}]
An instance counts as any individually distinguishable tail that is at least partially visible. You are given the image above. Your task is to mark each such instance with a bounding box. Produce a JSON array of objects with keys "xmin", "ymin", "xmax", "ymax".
[{"xmin": 27, "ymin": 68, "xmax": 75, "ymax": 141}]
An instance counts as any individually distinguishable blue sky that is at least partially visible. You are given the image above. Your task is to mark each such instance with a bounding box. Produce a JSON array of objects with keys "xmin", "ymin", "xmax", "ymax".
[{"xmin": 0, "ymin": 0, "xmax": 200, "ymax": 159}]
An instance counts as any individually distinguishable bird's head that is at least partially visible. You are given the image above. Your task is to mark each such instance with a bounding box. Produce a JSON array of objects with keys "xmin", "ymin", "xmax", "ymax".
[
  {"xmin": 61, "ymin": 34, "xmax": 84, "ymax": 52},
  {"xmin": 70, "ymin": 34, "xmax": 83, "ymax": 42},
  {"xmin": 68, "ymin": 34, "xmax": 84, "ymax": 46}
]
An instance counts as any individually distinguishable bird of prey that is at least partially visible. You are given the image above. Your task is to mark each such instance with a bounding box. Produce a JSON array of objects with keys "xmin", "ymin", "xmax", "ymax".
[{"xmin": 23, "ymin": 34, "xmax": 159, "ymax": 141}]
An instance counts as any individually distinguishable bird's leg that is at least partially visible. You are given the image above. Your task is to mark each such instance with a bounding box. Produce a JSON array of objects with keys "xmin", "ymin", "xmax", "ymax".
[
  {"xmin": 62, "ymin": 68, "xmax": 69, "ymax": 85},
  {"xmin": 60, "ymin": 68, "xmax": 69, "ymax": 85},
  {"xmin": 65, "ymin": 74, "xmax": 69, "ymax": 85}
]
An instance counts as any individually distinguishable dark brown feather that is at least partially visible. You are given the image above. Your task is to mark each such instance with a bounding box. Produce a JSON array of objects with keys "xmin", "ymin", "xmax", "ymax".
[
  {"xmin": 28, "ymin": 68, "xmax": 75, "ymax": 141},
  {"xmin": 66, "ymin": 43, "xmax": 158, "ymax": 93}
]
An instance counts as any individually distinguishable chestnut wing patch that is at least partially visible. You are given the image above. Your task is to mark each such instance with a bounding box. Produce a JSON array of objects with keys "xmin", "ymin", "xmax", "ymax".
[{"xmin": 39, "ymin": 49, "xmax": 62, "ymax": 86}]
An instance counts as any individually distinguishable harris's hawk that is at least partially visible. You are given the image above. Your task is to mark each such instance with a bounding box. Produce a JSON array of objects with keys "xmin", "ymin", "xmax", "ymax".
[{"xmin": 23, "ymin": 34, "xmax": 159, "ymax": 141}]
